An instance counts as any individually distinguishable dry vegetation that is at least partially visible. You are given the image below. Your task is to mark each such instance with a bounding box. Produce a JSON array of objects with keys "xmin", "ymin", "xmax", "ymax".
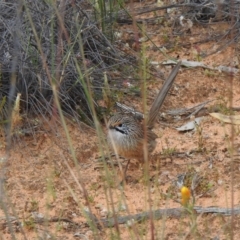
[{"xmin": 1, "ymin": 0, "xmax": 240, "ymax": 239}]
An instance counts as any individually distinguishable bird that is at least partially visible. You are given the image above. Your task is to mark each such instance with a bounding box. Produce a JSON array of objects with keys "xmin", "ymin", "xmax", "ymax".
[{"xmin": 107, "ymin": 61, "xmax": 181, "ymax": 164}]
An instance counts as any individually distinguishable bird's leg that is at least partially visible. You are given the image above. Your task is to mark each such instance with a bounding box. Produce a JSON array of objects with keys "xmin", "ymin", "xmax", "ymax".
[
  {"xmin": 119, "ymin": 159, "xmax": 130, "ymax": 185},
  {"xmin": 124, "ymin": 159, "xmax": 130, "ymax": 178}
]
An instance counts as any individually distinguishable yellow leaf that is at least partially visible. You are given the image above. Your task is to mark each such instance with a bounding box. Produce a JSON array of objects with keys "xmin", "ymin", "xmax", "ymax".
[{"xmin": 209, "ymin": 113, "xmax": 240, "ymax": 124}]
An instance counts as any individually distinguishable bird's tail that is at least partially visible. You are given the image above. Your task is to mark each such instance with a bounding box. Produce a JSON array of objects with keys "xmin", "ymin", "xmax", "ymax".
[{"xmin": 147, "ymin": 61, "xmax": 181, "ymax": 129}]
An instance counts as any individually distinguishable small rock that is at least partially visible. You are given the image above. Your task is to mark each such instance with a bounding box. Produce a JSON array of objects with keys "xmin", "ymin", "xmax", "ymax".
[
  {"xmin": 100, "ymin": 208, "xmax": 108, "ymax": 218},
  {"xmin": 218, "ymin": 179, "xmax": 223, "ymax": 185}
]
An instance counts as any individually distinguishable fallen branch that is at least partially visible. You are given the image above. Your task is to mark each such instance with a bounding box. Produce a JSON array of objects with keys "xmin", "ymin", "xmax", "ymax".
[
  {"xmin": 2, "ymin": 206, "xmax": 240, "ymax": 230},
  {"xmin": 85, "ymin": 206, "xmax": 240, "ymax": 228},
  {"xmin": 162, "ymin": 60, "xmax": 239, "ymax": 74}
]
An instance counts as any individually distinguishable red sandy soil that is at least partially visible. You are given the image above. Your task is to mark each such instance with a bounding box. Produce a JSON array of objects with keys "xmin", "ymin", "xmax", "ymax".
[{"xmin": 1, "ymin": 1, "xmax": 240, "ymax": 240}]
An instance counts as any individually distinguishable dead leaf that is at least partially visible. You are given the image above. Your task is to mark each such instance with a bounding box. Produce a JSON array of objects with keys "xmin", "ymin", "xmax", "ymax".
[
  {"xmin": 176, "ymin": 117, "xmax": 203, "ymax": 131},
  {"xmin": 209, "ymin": 113, "xmax": 240, "ymax": 124}
]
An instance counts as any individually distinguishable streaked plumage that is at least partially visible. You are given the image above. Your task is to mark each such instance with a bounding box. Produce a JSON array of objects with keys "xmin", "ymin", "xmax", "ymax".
[
  {"xmin": 107, "ymin": 61, "xmax": 181, "ymax": 161},
  {"xmin": 107, "ymin": 113, "xmax": 157, "ymax": 160}
]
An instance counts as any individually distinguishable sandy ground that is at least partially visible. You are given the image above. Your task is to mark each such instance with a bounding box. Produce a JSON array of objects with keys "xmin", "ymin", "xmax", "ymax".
[{"xmin": 1, "ymin": 1, "xmax": 240, "ymax": 240}]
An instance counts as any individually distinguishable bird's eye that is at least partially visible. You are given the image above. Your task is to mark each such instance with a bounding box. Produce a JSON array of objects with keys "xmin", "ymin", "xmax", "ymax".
[{"xmin": 118, "ymin": 123, "xmax": 122, "ymax": 127}]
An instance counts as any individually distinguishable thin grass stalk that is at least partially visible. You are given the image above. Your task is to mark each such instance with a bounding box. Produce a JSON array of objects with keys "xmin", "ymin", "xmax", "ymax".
[
  {"xmin": 229, "ymin": 0, "xmax": 235, "ymax": 238},
  {"xmin": 63, "ymin": 159, "xmax": 100, "ymax": 235},
  {"xmin": 76, "ymin": 37, "xmax": 122, "ymax": 237},
  {"xmin": 117, "ymin": 0, "xmax": 171, "ymax": 60},
  {"xmin": 142, "ymin": 45, "xmax": 155, "ymax": 240},
  {"xmin": 23, "ymin": 2, "xmax": 101, "ymax": 238},
  {"xmin": 70, "ymin": 9, "xmax": 123, "ymax": 238},
  {"xmin": 2, "ymin": 1, "xmax": 25, "ymax": 238},
  {"xmin": 54, "ymin": 5, "xmax": 104, "ymax": 238}
]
